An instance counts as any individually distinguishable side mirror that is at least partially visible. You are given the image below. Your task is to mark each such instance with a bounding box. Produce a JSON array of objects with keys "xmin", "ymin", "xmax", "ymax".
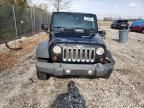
[{"xmin": 41, "ymin": 24, "xmax": 49, "ymax": 31}]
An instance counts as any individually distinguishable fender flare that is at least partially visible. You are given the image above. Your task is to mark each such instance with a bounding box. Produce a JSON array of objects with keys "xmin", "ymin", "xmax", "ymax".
[{"xmin": 36, "ymin": 41, "xmax": 49, "ymax": 59}]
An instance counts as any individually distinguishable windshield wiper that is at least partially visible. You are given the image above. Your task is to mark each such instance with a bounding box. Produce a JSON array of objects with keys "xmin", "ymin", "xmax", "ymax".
[
  {"xmin": 53, "ymin": 27, "xmax": 74, "ymax": 33},
  {"xmin": 52, "ymin": 27, "xmax": 65, "ymax": 33}
]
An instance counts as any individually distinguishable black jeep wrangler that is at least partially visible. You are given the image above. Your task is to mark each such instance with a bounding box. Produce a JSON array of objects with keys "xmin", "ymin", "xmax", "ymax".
[{"xmin": 36, "ymin": 12, "xmax": 115, "ymax": 80}]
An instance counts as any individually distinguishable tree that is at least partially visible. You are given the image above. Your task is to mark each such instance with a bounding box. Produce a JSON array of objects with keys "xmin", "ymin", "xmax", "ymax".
[
  {"xmin": 50, "ymin": 0, "xmax": 71, "ymax": 12},
  {"xmin": 0, "ymin": 0, "xmax": 27, "ymax": 7}
]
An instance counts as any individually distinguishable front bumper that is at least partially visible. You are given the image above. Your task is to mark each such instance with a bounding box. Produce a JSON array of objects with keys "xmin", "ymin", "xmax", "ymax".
[{"xmin": 36, "ymin": 62, "xmax": 114, "ymax": 77}]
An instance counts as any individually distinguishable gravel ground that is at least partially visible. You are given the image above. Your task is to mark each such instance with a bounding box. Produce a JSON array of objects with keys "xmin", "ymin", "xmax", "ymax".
[{"xmin": 0, "ymin": 27, "xmax": 144, "ymax": 108}]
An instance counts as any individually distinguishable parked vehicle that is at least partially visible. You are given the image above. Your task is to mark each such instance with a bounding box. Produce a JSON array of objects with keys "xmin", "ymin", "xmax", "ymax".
[
  {"xmin": 36, "ymin": 12, "xmax": 115, "ymax": 80},
  {"xmin": 111, "ymin": 20, "xmax": 129, "ymax": 30},
  {"xmin": 129, "ymin": 20, "xmax": 144, "ymax": 33}
]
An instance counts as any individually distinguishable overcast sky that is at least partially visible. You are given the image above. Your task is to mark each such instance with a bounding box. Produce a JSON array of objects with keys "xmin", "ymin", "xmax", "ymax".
[{"xmin": 31, "ymin": 0, "xmax": 144, "ymax": 17}]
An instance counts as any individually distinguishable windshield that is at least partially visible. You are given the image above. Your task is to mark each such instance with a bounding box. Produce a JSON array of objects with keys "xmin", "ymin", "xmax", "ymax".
[{"xmin": 51, "ymin": 12, "xmax": 97, "ymax": 30}]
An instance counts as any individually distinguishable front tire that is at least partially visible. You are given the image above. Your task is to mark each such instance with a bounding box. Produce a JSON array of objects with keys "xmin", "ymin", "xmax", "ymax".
[{"xmin": 37, "ymin": 71, "xmax": 50, "ymax": 80}]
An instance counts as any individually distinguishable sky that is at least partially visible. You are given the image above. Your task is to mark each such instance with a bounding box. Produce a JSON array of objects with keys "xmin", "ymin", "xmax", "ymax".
[
  {"xmin": 30, "ymin": 0, "xmax": 144, "ymax": 18},
  {"xmin": 71, "ymin": 0, "xmax": 144, "ymax": 17}
]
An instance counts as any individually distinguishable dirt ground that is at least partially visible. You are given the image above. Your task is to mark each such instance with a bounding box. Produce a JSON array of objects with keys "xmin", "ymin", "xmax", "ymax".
[
  {"xmin": 0, "ymin": 33, "xmax": 48, "ymax": 71},
  {"xmin": 0, "ymin": 27, "xmax": 144, "ymax": 108}
]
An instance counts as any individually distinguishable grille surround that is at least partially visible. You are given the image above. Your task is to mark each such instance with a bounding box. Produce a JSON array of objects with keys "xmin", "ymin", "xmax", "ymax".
[{"xmin": 63, "ymin": 46, "xmax": 96, "ymax": 63}]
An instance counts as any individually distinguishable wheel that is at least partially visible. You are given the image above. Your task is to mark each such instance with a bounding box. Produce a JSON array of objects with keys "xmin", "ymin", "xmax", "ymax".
[{"xmin": 37, "ymin": 71, "xmax": 50, "ymax": 80}]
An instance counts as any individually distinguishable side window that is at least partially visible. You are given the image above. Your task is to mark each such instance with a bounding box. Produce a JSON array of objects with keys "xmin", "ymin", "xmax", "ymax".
[{"xmin": 112, "ymin": 21, "xmax": 117, "ymax": 23}]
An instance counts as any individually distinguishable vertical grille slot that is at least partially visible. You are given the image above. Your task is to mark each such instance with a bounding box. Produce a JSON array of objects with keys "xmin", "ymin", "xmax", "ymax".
[
  {"xmin": 77, "ymin": 48, "xmax": 81, "ymax": 62},
  {"xmin": 68, "ymin": 48, "xmax": 72, "ymax": 61},
  {"xmin": 63, "ymin": 47, "xmax": 67, "ymax": 61},
  {"xmin": 62, "ymin": 46, "xmax": 95, "ymax": 63},
  {"xmin": 72, "ymin": 48, "xmax": 76, "ymax": 62},
  {"xmin": 86, "ymin": 48, "xmax": 90, "ymax": 62},
  {"xmin": 90, "ymin": 48, "xmax": 95, "ymax": 62},
  {"xmin": 81, "ymin": 49, "xmax": 85, "ymax": 62}
]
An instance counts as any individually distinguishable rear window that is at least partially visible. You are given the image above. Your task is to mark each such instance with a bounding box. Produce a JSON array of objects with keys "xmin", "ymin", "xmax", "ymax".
[
  {"xmin": 113, "ymin": 20, "xmax": 128, "ymax": 23},
  {"xmin": 119, "ymin": 20, "xmax": 128, "ymax": 23}
]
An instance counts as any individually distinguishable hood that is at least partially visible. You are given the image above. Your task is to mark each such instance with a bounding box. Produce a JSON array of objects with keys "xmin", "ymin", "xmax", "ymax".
[{"xmin": 51, "ymin": 33, "xmax": 105, "ymax": 47}]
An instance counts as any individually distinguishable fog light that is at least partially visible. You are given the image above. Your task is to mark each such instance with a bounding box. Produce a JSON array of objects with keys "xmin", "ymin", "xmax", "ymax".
[
  {"xmin": 88, "ymin": 70, "xmax": 93, "ymax": 75},
  {"xmin": 66, "ymin": 70, "xmax": 71, "ymax": 74}
]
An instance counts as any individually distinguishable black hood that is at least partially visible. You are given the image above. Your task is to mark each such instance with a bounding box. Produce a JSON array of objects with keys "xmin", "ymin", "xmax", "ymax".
[{"xmin": 50, "ymin": 32, "xmax": 106, "ymax": 47}]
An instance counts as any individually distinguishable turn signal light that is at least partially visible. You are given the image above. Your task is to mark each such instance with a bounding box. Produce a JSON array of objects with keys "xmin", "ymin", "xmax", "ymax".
[
  {"xmin": 52, "ymin": 56, "xmax": 58, "ymax": 61},
  {"xmin": 100, "ymin": 58, "xmax": 105, "ymax": 64}
]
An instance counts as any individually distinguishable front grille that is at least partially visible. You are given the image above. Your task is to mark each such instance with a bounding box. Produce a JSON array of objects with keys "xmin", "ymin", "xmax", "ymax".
[{"xmin": 63, "ymin": 47, "xmax": 95, "ymax": 62}]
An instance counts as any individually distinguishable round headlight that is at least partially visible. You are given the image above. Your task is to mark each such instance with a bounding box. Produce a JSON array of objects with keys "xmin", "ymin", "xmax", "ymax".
[
  {"xmin": 53, "ymin": 46, "xmax": 61, "ymax": 54},
  {"xmin": 96, "ymin": 48, "xmax": 104, "ymax": 55}
]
